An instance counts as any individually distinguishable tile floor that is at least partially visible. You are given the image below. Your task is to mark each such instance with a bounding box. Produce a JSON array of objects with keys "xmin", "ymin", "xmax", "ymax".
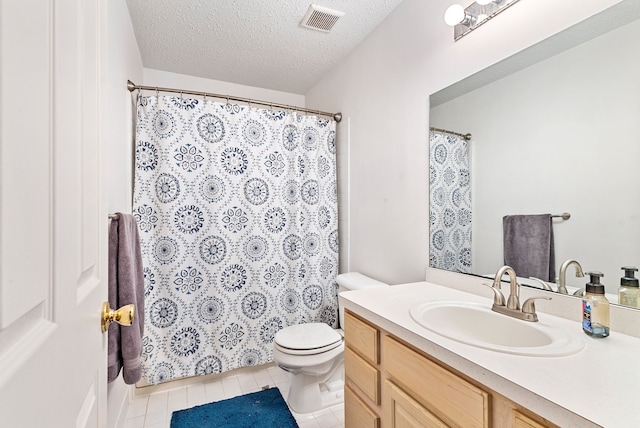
[{"xmin": 123, "ymin": 364, "xmax": 345, "ymax": 428}]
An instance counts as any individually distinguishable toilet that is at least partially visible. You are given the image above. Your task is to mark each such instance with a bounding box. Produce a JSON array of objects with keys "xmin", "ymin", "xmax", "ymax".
[{"xmin": 272, "ymin": 272, "xmax": 388, "ymax": 414}]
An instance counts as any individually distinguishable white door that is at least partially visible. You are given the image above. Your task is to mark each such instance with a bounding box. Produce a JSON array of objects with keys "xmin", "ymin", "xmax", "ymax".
[{"xmin": 0, "ymin": 1, "xmax": 109, "ymax": 427}]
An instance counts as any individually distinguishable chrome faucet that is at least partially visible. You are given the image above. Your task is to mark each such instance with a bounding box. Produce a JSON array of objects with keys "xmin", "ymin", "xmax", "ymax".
[
  {"xmin": 558, "ymin": 259, "xmax": 584, "ymax": 294},
  {"xmin": 484, "ymin": 265, "xmax": 550, "ymax": 322}
]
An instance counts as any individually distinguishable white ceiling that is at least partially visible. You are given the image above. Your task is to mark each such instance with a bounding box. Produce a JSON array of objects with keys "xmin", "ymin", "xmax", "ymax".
[{"xmin": 126, "ymin": 0, "xmax": 405, "ymax": 94}]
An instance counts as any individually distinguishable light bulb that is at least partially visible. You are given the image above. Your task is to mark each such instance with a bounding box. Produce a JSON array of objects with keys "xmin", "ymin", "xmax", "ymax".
[
  {"xmin": 444, "ymin": 4, "xmax": 465, "ymax": 26},
  {"xmin": 476, "ymin": 0, "xmax": 494, "ymax": 5}
]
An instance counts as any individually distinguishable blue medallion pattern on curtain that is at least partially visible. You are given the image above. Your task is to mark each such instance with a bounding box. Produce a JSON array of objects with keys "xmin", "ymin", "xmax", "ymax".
[
  {"xmin": 429, "ymin": 131, "xmax": 472, "ymax": 273},
  {"xmin": 133, "ymin": 95, "xmax": 339, "ymax": 384}
]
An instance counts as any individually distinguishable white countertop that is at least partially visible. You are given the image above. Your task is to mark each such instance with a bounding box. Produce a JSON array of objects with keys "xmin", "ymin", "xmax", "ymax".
[{"xmin": 340, "ymin": 281, "xmax": 640, "ymax": 428}]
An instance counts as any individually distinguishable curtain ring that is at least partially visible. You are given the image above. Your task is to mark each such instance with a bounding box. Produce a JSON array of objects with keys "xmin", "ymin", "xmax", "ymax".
[
  {"xmin": 203, "ymin": 92, "xmax": 207, "ymax": 103},
  {"xmin": 270, "ymin": 103, "xmax": 273, "ymax": 111},
  {"xmin": 155, "ymin": 87, "xmax": 159, "ymax": 97},
  {"xmin": 180, "ymin": 90, "xmax": 183, "ymax": 100}
]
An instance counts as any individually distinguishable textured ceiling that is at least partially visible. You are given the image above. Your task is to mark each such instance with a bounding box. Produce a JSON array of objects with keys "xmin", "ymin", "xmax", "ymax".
[{"xmin": 126, "ymin": 0, "xmax": 405, "ymax": 94}]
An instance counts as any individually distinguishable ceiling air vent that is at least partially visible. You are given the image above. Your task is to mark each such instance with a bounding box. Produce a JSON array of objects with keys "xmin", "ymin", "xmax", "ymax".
[{"xmin": 300, "ymin": 4, "xmax": 345, "ymax": 33}]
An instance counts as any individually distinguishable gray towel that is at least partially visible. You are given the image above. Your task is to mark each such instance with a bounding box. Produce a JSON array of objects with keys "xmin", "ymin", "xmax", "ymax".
[
  {"xmin": 108, "ymin": 213, "xmax": 145, "ymax": 384},
  {"xmin": 503, "ymin": 214, "xmax": 555, "ymax": 282}
]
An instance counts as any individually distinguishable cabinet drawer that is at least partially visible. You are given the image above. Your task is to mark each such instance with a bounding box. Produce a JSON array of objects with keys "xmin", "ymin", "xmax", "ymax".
[
  {"xmin": 384, "ymin": 336, "xmax": 489, "ymax": 428},
  {"xmin": 386, "ymin": 380, "xmax": 448, "ymax": 428},
  {"xmin": 345, "ymin": 384, "xmax": 380, "ymax": 428},
  {"xmin": 344, "ymin": 311, "xmax": 379, "ymax": 364},
  {"xmin": 345, "ymin": 346, "xmax": 380, "ymax": 404}
]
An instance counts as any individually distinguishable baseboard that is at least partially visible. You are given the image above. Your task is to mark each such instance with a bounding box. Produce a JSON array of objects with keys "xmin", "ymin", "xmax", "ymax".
[{"xmin": 133, "ymin": 362, "xmax": 277, "ymax": 397}]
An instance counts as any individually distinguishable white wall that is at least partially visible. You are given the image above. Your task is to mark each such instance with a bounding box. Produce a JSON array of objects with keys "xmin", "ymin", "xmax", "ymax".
[
  {"xmin": 430, "ymin": 18, "xmax": 640, "ymax": 290},
  {"xmin": 142, "ymin": 68, "xmax": 305, "ymax": 107},
  {"xmin": 106, "ymin": 2, "xmax": 143, "ymax": 213},
  {"xmin": 305, "ymin": 0, "xmax": 621, "ymax": 284},
  {"xmin": 104, "ymin": 1, "xmax": 143, "ymax": 427}
]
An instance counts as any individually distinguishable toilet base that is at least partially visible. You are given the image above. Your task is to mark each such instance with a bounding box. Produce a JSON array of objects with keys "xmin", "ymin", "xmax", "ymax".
[{"xmin": 284, "ymin": 361, "xmax": 344, "ymax": 414}]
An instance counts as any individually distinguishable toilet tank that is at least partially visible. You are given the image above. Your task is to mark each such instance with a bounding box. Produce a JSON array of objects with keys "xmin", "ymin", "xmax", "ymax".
[{"xmin": 336, "ymin": 272, "xmax": 388, "ymax": 328}]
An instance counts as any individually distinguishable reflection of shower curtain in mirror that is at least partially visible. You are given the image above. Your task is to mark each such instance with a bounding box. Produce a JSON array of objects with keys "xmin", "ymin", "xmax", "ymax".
[
  {"xmin": 133, "ymin": 95, "xmax": 339, "ymax": 384},
  {"xmin": 429, "ymin": 131, "xmax": 472, "ymax": 273}
]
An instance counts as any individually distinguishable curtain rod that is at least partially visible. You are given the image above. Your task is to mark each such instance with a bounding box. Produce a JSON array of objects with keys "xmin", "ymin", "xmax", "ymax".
[
  {"xmin": 127, "ymin": 80, "xmax": 342, "ymax": 123},
  {"xmin": 429, "ymin": 126, "xmax": 472, "ymax": 141}
]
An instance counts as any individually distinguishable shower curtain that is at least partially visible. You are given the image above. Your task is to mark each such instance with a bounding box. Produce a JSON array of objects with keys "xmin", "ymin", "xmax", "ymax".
[
  {"xmin": 133, "ymin": 95, "xmax": 339, "ymax": 384},
  {"xmin": 429, "ymin": 130, "xmax": 472, "ymax": 273}
]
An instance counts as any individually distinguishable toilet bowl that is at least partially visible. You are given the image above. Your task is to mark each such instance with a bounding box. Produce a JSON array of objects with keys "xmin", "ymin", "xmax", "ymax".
[{"xmin": 272, "ymin": 272, "xmax": 388, "ymax": 414}]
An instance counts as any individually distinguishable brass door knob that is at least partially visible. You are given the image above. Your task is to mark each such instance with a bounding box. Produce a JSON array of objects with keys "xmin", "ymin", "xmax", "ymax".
[{"xmin": 101, "ymin": 302, "xmax": 135, "ymax": 332}]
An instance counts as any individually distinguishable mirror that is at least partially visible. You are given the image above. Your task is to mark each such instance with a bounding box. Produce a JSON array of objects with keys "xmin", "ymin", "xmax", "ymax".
[{"xmin": 428, "ymin": 0, "xmax": 640, "ymax": 307}]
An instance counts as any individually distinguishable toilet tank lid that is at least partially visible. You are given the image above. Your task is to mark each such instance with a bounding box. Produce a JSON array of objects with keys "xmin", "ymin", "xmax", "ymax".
[{"xmin": 336, "ymin": 272, "xmax": 388, "ymax": 290}]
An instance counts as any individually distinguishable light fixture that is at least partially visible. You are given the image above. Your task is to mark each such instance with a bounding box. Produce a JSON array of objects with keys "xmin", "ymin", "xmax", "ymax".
[
  {"xmin": 477, "ymin": 0, "xmax": 509, "ymax": 5},
  {"xmin": 444, "ymin": 4, "xmax": 472, "ymax": 27},
  {"xmin": 444, "ymin": 0, "xmax": 521, "ymax": 41}
]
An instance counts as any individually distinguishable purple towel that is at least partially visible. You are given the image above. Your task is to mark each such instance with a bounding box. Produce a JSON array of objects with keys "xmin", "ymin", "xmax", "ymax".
[
  {"xmin": 108, "ymin": 213, "xmax": 145, "ymax": 384},
  {"xmin": 503, "ymin": 214, "xmax": 555, "ymax": 282}
]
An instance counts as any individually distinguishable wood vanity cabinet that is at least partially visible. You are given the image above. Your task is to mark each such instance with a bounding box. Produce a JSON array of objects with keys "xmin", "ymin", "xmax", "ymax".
[
  {"xmin": 343, "ymin": 310, "xmax": 557, "ymax": 428},
  {"xmin": 344, "ymin": 310, "xmax": 381, "ymax": 428}
]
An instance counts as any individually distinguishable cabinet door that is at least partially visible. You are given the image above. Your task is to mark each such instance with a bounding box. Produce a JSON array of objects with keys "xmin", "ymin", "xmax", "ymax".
[
  {"xmin": 514, "ymin": 410, "xmax": 550, "ymax": 428},
  {"xmin": 345, "ymin": 346, "xmax": 380, "ymax": 404},
  {"xmin": 386, "ymin": 380, "xmax": 449, "ymax": 428},
  {"xmin": 345, "ymin": 384, "xmax": 380, "ymax": 428},
  {"xmin": 384, "ymin": 336, "xmax": 489, "ymax": 428},
  {"xmin": 345, "ymin": 311, "xmax": 379, "ymax": 364}
]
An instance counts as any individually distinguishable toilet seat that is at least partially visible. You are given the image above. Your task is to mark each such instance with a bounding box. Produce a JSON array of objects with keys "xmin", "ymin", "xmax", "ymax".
[
  {"xmin": 274, "ymin": 340, "xmax": 342, "ymax": 356},
  {"xmin": 274, "ymin": 323, "xmax": 342, "ymax": 355}
]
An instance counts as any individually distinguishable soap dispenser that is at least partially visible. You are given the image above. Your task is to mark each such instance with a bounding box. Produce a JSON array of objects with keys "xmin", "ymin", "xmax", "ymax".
[
  {"xmin": 582, "ymin": 271, "xmax": 610, "ymax": 338},
  {"xmin": 618, "ymin": 266, "xmax": 639, "ymax": 308}
]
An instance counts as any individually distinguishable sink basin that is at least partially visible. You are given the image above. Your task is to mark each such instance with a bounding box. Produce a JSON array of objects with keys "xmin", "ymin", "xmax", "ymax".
[{"xmin": 409, "ymin": 300, "xmax": 584, "ymax": 357}]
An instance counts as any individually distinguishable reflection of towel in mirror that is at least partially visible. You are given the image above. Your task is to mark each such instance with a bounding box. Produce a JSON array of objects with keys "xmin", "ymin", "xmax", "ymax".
[
  {"xmin": 503, "ymin": 214, "xmax": 555, "ymax": 282},
  {"xmin": 108, "ymin": 213, "xmax": 145, "ymax": 384}
]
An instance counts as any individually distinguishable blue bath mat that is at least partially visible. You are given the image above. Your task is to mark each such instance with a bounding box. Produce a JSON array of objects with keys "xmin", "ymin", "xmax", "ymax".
[{"xmin": 170, "ymin": 387, "xmax": 298, "ymax": 428}]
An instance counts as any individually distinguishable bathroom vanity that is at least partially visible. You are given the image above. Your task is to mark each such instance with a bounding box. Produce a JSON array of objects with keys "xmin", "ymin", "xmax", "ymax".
[
  {"xmin": 344, "ymin": 310, "xmax": 556, "ymax": 427},
  {"xmin": 340, "ymin": 280, "xmax": 640, "ymax": 427}
]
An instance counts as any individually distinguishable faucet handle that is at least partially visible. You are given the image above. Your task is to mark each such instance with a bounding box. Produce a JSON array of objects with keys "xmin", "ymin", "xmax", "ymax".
[
  {"xmin": 572, "ymin": 288, "xmax": 585, "ymax": 297},
  {"xmin": 521, "ymin": 296, "xmax": 552, "ymax": 321},
  {"xmin": 529, "ymin": 277, "xmax": 554, "ymax": 291},
  {"xmin": 482, "ymin": 283, "xmax": 506, "ymax": 307}
]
